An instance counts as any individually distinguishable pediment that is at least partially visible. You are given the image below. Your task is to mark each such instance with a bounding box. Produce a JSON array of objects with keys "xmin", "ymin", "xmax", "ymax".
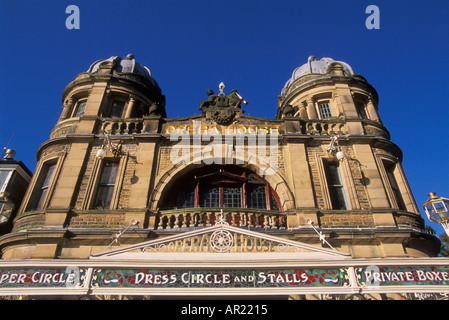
[{"xmin": 91, "ymin": 220, "xmax": 350, "ymax": 260}]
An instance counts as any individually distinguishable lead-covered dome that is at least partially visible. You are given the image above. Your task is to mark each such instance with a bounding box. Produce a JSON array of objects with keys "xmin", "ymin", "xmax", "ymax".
[
  {"xmin": 86, "ymin": 54, "xmax": 160, "ymax": 89},
  {"xmin": 281, "ymin": 56, "xmax": 354, "ymax": 95}
]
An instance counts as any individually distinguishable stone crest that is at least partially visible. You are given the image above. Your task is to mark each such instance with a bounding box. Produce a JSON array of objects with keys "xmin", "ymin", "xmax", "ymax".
[{"xmin": 199, "ymin": 82, "xmax": 248, "ymax": 125}]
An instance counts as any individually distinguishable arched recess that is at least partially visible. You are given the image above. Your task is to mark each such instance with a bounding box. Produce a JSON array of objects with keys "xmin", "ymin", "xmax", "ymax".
[{"xmin": 149, "ymin": 156, "xmax": 295, "ymax": 211}]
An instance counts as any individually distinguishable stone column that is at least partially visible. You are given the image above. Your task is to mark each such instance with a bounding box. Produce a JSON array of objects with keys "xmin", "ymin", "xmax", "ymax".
[
  {"xmin": 125, "ymin": 97, "xmax": 136, "ymax": 119},
  {"xmin": 366, "ymin": 97, "xmax": 380, "ymax": 122},
  {"xmin": 60, "ymin": 97, "xmax": 74, "ymax": 120},
  {"xmin": 306, "ymin": 98, "xmax": 318, "ymax": 119},
  {"xmin": 299, "ymin": 101, "xmax": 308, "ymax": 119}
]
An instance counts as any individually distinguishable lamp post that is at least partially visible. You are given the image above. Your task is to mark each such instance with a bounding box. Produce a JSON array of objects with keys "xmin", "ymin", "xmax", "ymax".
[{"xmin": 423, "ymin": 192, "xmax": 449, "ymax": 236}]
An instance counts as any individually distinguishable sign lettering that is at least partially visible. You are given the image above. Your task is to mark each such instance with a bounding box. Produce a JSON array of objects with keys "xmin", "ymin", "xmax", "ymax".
[
  {"xmin": 91, "ymin": 268, "xmax": 350, "ymax": 288},
  {"xmin": 0, "ymin": 268, "xmax": 86, "ymax": 288},
  {"xmin": 357, "ymin": 266, "xmax": 449, "ymax": 286}
]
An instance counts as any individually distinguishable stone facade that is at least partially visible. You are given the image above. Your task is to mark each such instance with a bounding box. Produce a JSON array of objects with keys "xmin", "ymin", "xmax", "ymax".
[{"xmin": 0, "ymin": 55, "xmax": 440, "ymax": 261}]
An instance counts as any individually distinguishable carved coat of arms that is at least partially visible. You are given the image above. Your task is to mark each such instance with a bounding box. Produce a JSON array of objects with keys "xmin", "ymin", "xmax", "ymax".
[{"xmin": 199, "ymin": 82, "xmax": 248, "ymax": 125}]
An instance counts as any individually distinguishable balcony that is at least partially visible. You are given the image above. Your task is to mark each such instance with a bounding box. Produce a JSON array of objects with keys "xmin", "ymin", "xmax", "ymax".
[
  {"xmin": 154, "ymin": 208, "xmax": 287, "ymax": 231},
  {"xmin": 100, "ymin": 119, "xmax": 144, "ymax": 135}
]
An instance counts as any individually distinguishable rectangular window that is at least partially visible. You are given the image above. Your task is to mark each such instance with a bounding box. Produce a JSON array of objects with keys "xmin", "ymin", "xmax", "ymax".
[
  {"xmin": 249, "ymin": 186, "xmax": 267, "ymax": 209},
  {"xmin": 73, "ymin": 100, "xmax": 87, "ymax": 117},
  {"xmin": 109, "ymin": 101, "xmax": 125, "ymax": 118},
  {"xmin": 324, "ymin": 162, "xmax": 348, "ymax": 210},
  {"xmin": 202, "ymin": 187, "xmax": 219, "ymax": 207},
  {"xmin": 223, "ymin": 187, "xmax": 241, "ymax": 207},
  {"xmin": 33, "ymin": 163, "xmax": 56, "ymax": 210},
  {"xmin": 384, "ymin": 162, "xmax": 407, "ymax": 210},
  {"xmin": 356, "ymin": 103, "xmax": 368, "ymax": 119},
  {"xmin": 91, "ymin": 162, "xmax": 118, "ymax": 209},
  {"xmin": 318, "ymin": 101, "xmax": 333, "ymax": 119}
]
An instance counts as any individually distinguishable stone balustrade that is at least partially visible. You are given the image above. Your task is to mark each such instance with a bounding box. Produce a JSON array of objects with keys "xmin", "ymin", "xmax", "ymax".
[
  {"xmin": 101, "ymin": 119, "xmax": 144, "ymax": 135},
  {"xmin": 301, "ymin": 120, "xmax": 348, "ymax": 136},
  {"xmin": 154, "ymin": 208, "xmax": 287, "ymax": 230}
]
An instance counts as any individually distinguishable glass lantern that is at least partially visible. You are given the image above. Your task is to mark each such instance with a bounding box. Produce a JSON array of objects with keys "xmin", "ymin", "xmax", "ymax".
[{"xmin": 423, "ymin": 192, "xmax": 449, "ymax": 236}]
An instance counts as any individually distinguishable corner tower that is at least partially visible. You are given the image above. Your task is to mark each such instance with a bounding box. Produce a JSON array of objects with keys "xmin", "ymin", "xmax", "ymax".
[
  {"xmin": 3, "ymin": 55, "xmax": 165, "ymax": 259},
  {"xmin": 276, "ymin": 56, "xmax": 439, "ymax": 257}
]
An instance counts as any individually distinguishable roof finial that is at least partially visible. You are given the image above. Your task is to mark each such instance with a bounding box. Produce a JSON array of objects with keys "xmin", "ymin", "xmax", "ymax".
[{"xmin": 219, "ymin": 82, "xmax": 225, "ymax": 95}]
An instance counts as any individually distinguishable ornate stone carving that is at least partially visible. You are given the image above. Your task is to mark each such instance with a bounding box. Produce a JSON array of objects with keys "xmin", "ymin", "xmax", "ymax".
[{"xmin": 199, "ymin": 83, "xmax": 247, "ymax": 125}]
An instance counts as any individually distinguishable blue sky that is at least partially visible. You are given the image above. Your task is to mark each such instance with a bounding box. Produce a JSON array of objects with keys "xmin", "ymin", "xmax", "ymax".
[{"xmin": 0, "ymin": 0, "xmax": 448, "ymax": 235}]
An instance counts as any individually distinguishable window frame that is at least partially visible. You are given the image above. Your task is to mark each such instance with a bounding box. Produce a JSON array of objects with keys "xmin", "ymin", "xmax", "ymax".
[
  {"xmin": 72, "ymin": 99, "xmax": 87, "ymax": 117},
  {"xmin": 317, "ymin": 100, "xmax": 333, "ymax": 119},
  {"xmin": 201, "ymin": 186, "xmax": 220, "ymax": 207},
  {"xmin": 172, "ymin": 170, "xmax": 282, "ymax": 211},
  {"xmin": 380, "ymin": 158, "xmax": 408, "ymax": 211},
  {"xmin": 322, "ymin": 160, "xmax": 350, "ymax": 210},
  {"xmin": 248, "ymin": 185, "xmax": 268, "ymax": 209},
  {"xmin": 223, "ymin": 187, "xmax": 242, "ymax": 208},
  {"xmin": 0, "ymin": 170, "xmax": 13, "ymax": 193},
  {"xmin": 90, "ymin": 161, "xmax": 119, "ymax": 210},
  {"xmin": 84, "ymin": 152, "xmax": 127, "ymax": 211},
  {"xmin": 107, "ymin": 99, "xmax": 127, "ymax": 118},
  {"xmin": 26, "ymin": 159, "xmax": 60, "ymax": 212}
]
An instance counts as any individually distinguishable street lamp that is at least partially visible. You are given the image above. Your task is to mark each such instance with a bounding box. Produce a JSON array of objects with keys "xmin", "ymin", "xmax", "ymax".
[{"xmin": 423, "ymin": 192, "xmax": 449, "ymax": 236}]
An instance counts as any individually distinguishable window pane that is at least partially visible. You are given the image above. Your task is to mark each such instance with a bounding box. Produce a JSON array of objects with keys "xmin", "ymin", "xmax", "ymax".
[
  {"xmin": 42, "ymin": 165, "xmax": 56, "ymax": 188},
  {"xmin": 34, "ymin": 188, "xmax": 49, "ymax": 210},
  {"xmin": 74, "ymin": 101, "xmax": 86, "ymax": 117},
  {"xmin": 325, "ymin": 162, "xmax": 348, "ymax": 210},
  {"xmin": 223, "ymin": 187, "xmax": 241, "ymax": 207},
  {"xmin": 33, "ymin": 164, "xmax": 56, "ymax": 210},
  {"xmin": 385, "ymin": 163, "xmax": 407, "ymax": 210},
  {"xmin": 94, "ymin": 186, "xmax": 115, "ymax": 209},
  {"xmin": 357, "ymin": 103, "xmax": 367, "ymax": 119},
  {"xmin": 100, "ymin": 162, "xmax": 118, "ymax": 185},
  {"xmin": 203, "ymin": 187, "xmax": 219, "ymax": 207},
  {"xmin": 249, "ymin": 186, "xmax": 266, "ymax": 209},
  {"xmin": 328, "ymin": 185, "xmax": 347, "ymax": 210},
  {"xmin": 326, "ymin": 165, "xmax": 342, "ymax": 187},
  {"xmin": 0, "ymin": 171, "xmax": 11, "ymax": 191},
  {"xmin": 318, "ymin": 101, "xmax": 333, "ymax": 119},
  {"xmin": 92, "ymin": 162, "xmax": 118, "ymax": 209},
  {"xmin": 110, "ymin": 101, "xmax": 125, "ymax": 117}
]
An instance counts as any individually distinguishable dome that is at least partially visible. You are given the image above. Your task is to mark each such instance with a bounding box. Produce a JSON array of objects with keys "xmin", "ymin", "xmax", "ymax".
[
  {"xmin": 87, "ymin": 54, "xmax": 159, "ymax": 88},
  {"xmin": 281, "ymin": 56, "xmax": 354, "ymax": 95}
]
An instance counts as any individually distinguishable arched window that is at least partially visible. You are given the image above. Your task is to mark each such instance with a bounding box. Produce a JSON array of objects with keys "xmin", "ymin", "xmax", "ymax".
[{"xmin": 161, "ymin": 166, "xmax": 282, "ymax": 211}]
